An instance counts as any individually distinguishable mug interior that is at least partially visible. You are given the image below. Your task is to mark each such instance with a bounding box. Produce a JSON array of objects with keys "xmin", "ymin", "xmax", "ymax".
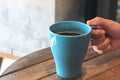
[{"xmin": 49, "ymin": 21, "xmax": 91, "ymax": 36}]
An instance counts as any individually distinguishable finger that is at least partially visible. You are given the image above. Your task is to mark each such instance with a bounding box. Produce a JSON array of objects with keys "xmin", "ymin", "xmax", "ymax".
[
  {"xmin": 92, "ymin": 46, "xmax": 103, "ymax": 54},
  {"xmin": 91, "ymin": 35, "xmax": 106, "ymax": 45},
  {"xmin": 87, "ymin": 17, "xmax": 118, "ymax": 31},
  {"xmin": 91, "ymin": 29, "xmax": 106, "ymax": 38},
  {"xmin": 102, "ymin": 45, "xmax": 112, "ymax": 53},
  {"xmin": 97, "ymin": 37, "xmax": 110, "ymax": 50}
]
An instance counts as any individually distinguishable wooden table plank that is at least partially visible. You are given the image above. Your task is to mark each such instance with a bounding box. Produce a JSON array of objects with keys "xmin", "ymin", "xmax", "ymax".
[
  {"xmin": 2, "ymin": 48, "xmax": 53, "ymax": 75},
  {"xmin": 82, "ymin": 49, "xmax": 120, "ymax": 80},
  {"xmin": 0, "ymin": 59, "xmax": 55, "ymax": 80},
  {"xmin": 42, "ymin": 49, "xmax": 120, "ymax": 80},
  {"xmin": 1, "ymin": 47, "xmax": 99, "ymax": 76},
  {"xmin": 88, "ymin": 64, "xmax": 120, "ymax": 80},
  {"xmin": 1, "ymin": 48, "xmax": 120, "ymax": 80}
]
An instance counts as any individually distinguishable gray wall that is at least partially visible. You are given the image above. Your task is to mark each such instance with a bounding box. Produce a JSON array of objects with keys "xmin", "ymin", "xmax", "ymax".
[
  {"xmin": 0, "ymin": 0, "xmax": 83, "ymax": 57},
  {"xmin": 0, "ymin": 0, "xmax": 55, "ymax": 56}
]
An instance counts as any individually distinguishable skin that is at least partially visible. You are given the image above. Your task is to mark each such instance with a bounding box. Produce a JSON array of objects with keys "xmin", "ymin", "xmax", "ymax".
[{"xmin": 87, "ymin": 17, "xmax": 120, "ymax": 53}]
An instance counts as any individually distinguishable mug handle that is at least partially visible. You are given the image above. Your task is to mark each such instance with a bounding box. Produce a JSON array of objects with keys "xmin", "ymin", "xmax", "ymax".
[
  {"xmin": 90, "ymin": 26, "xmax": 103, "ymax": 54},
  {"xmin": 90, "ymin": 26, "xmax": 98, "ymax": 40}
]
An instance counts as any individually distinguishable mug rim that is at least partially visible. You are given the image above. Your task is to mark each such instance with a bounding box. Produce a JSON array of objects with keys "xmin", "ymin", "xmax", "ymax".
[{"xmin": 49, "ymin": 21, "xmax": 91, "ymax": 37}]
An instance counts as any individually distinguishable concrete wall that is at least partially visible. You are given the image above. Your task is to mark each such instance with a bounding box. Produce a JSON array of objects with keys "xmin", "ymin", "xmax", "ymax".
[
  {"xmin": 0, "ymin": 0, "xmax": 84, "ymax": 57},
  {"xmin": 0, "ymin": 0, "xmax": 55, "ymax": 56}
]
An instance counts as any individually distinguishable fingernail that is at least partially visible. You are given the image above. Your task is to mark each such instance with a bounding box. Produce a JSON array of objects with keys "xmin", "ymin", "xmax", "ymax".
[
  {"xmin": 87, "ymin": 21, "xmax": 90, "ymax": 24},
  {"xmin": 92, "ymin": 46, "xmax": 103, "ymax": 54}
]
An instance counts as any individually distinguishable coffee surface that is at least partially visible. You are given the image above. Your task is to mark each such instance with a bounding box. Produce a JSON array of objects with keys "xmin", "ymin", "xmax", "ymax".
[{"xmin": 57, "ymin": 32, "xmax": 81, "ymax": 36}]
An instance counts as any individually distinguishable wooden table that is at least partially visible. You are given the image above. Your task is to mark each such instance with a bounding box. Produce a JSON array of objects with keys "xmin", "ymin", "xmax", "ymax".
[{"xmin": 0, "ymin": 47, "xmax": 120, "ymax": 80}]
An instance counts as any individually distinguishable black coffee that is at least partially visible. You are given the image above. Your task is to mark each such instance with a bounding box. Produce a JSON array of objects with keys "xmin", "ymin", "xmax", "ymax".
[{"xmin": 57, "ymin": 32, "xmax": 81, "ymax": 36}]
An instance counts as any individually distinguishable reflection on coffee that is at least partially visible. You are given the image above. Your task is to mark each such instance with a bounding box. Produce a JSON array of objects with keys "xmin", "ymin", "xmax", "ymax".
[{"xmin": 57, "ymin": 32, "xmax": 81, "ymax": 36}]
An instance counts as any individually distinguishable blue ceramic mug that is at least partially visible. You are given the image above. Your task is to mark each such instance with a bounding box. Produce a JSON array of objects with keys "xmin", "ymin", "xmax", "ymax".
[{"xmin": 49, "ymin": 21, "xmax": 91, "ymax": 78}]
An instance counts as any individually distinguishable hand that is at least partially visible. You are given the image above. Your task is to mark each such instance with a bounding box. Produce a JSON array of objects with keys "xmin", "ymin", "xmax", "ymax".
[{"xmin": 87, "ymin": 17, "xmax": 120, "ymax": 53}]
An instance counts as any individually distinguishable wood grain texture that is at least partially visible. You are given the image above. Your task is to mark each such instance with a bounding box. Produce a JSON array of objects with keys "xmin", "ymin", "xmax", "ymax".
[
  {"xmin": 82, "ymin": 49, "xmax": 120, "ymax": 80},
  {"xmin": 42, "ymin": 49, "xmax": 120, "ymax": 80},
  {"xmin": 88, "ymin": 64, "xmax": 120, "ymax": 80},
  {"xmin": 0, "ymin": 48, "xmax": 120, "ymax": 80},
  {"xmin": 0, "ymin": 59, "xmax": 55, "ymax": 80},
  {"xmin": 2, "ymin": 48, "xmax": 53, "ymax": 75},
  {"xmin": 2, "ymin": 47, "xmax": 99, "ymax": 76}
]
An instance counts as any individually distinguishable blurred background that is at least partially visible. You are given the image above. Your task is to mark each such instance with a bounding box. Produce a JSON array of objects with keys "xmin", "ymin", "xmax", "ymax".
[{"xmin": 56, "ymin": 0, "xmax": 119, "ymax": 22}]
